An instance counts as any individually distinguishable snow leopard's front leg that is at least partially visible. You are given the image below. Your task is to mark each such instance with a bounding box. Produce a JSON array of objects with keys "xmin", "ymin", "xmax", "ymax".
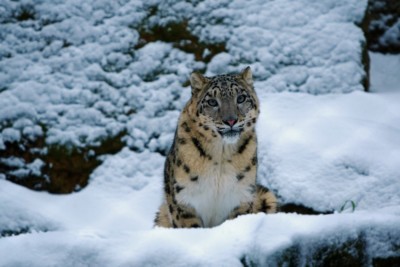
[
  {"xmin": 171, "ymin": 202, "xmax": 203, "ymax": 228},
  {"xmin": 228, "ymin": 201, "xmax": 253, "ymax": 219},
  {"xmin": 228, "ymin": 184, "xmax": 277, "ymax": 219},
  {"xmin": 252, "ymin": 184, "xmax": 277, "ymax": 214},
  {"xmin": 154, "ymin": 201, "xmax": 203, "ymax": 228}
]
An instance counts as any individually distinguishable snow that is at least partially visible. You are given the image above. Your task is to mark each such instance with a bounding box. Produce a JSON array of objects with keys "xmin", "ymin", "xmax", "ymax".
[
  {"xmin": 1, "ymin": 51, "xmax": 399, "ymax": 264},
  {"xmin": 1, "ymin": 0, "xmax": 400, "ymax": 265},
  {"xmin": 0, "ymin": 0, "xmax": 366, "ymax": 152},
  {"xmin": 370, "ymin": 52, "xmax": 400, "ymax": 93},
  {"xmin": 380, "ymin": 18, "xmax": 400, "ymax": 47},
  {"xmin": 200, "ymin": 0, "xmax": 367, "ymax": 95},
  {"xmin": 0, "ymin": 180, "xmax": 399, "ymax": 266},
  {"xmin": 1, "ymin": 128, "xmax": 21, "ymax": 143},
  {"xmin": 258, "ymin": 90, "xmax": 400, "ymax": 212}
]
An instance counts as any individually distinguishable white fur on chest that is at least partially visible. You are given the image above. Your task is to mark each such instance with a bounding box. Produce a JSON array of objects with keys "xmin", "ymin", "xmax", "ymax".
[{"xmin": 177, "ymin": 163, "xmax": 253, "ymax": 227}]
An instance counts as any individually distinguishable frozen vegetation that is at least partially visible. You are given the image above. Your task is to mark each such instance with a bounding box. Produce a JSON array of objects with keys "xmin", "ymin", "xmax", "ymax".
[
  {"xmin": 0, "ymin": 0, "xmax": 399, "ymax": 266},
  {"xmin": 367, "ymin": 0, "xmax": 400, "ymax": 53},
  {"xmin": 0, "ymin": 0, "xmax": 367, "ymax": 153}
]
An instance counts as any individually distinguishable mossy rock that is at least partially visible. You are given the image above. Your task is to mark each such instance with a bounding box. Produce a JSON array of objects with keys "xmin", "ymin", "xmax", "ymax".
[
  {"xmin": 136, "ymin": 19, "xmax": 226, "ymax": 64},
  {"xmin": 0, "ymin": 131, "xmax": 126, "ymax": 194}
]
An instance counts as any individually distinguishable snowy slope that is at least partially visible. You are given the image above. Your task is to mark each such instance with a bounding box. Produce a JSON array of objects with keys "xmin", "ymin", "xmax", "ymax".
[
  {"xmin": 0, "ymin": 207, "xmax": 399, "ymax": 267},
  {"xmin": 258, "ymin": 90, "xmax": 400, "ymax": 212},
  {"xmin": 1, "ymin": 52, "xmax": 400, "ymax": 266}
]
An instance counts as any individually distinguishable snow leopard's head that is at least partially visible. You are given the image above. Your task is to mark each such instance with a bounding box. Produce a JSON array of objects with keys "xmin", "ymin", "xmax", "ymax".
[{"xmin": 189, "ymin": 67, "xmax": 259, "ymax": 143}]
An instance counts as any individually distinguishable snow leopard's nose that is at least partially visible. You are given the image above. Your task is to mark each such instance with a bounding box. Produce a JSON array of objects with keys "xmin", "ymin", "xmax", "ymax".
[{"xmin": 223, "ymin": 118, "xmax": 237, "ymax": 127}]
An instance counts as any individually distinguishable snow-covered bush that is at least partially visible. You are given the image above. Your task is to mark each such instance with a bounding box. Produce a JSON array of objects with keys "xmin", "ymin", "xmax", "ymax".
[
  {"xmin": 0, "ymin": 0, "xmax": 369, "ymax": 192},
  {"xmin": 367, "ymin": 0, "xmax": 400, "ymax": 53}
]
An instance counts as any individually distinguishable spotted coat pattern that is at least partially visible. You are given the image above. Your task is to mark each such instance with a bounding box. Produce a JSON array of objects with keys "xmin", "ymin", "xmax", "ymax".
[{"xmin": 154, "ymin": 67, "xmax": 277, "ymax": 228}]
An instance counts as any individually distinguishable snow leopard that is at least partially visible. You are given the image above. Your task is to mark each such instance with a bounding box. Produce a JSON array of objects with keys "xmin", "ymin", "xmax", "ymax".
[{"xmin": 154, "ymin": 67, "xmax": 277, "ymax": 228}]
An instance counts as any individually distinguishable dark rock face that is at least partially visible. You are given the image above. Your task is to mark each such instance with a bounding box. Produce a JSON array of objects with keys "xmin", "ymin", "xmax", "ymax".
[
  {"xmin": 0, "ymin": 132, "xmax": 125, "ymax": 194},
  {"xmin": 279, "ymin": 203, "xmax": 333, "ymax": 215},
  {"xmin": 241, "ymin": 228, "xmax": 400, "ymax": 267}
]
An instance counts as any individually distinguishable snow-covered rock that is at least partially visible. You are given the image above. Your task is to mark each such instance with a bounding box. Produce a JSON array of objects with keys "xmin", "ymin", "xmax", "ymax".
[{"xmin": 0, "ymin": 174, "xmax": 399, "ymax": 266}]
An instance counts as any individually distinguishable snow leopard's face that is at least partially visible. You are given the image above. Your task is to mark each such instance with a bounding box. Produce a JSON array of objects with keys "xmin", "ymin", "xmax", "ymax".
[{"xmin": 190, "ymin": 67, "xmax": 259, "ymax": 143}]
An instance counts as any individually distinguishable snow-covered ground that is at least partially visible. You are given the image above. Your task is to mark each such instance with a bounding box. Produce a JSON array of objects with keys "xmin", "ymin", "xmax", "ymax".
[
  {"xmin": 1, "ymin": 0, "xmax": 400, "ymax": 266},
  {"xmin": 0, "ymin": 52, "xmax": 399, "ymax": 266}
]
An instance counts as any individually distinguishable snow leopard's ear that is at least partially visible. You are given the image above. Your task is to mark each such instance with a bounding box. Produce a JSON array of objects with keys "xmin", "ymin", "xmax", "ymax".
[
  {"xmin": 190, "ymin": 72, "xmax": 208, "ymax": 96},
  {"xmin": 240, "ymin": 66, "xmax": 253, "ymax": 87}
]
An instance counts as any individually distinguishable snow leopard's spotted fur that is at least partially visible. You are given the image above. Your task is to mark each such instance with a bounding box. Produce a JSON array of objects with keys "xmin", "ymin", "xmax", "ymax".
[{"xmin": 154, "ymin": 67, "xmax": 277, "ymax": 228}]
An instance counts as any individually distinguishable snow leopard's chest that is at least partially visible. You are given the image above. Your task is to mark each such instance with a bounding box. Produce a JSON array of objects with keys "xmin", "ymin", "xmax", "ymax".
[{"xmin": 176, "ymin": 162, "xmax": 254, "ymax": 227}]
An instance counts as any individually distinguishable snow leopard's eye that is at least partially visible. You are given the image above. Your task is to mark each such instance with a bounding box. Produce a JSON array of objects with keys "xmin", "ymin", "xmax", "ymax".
[
  {"xmin": 207, "ymin": 99, "xmax": 218, "ymax": 107},
  {"xmin": 237, "ymin": 95, "xmax": 247, "ymax": 104}
]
